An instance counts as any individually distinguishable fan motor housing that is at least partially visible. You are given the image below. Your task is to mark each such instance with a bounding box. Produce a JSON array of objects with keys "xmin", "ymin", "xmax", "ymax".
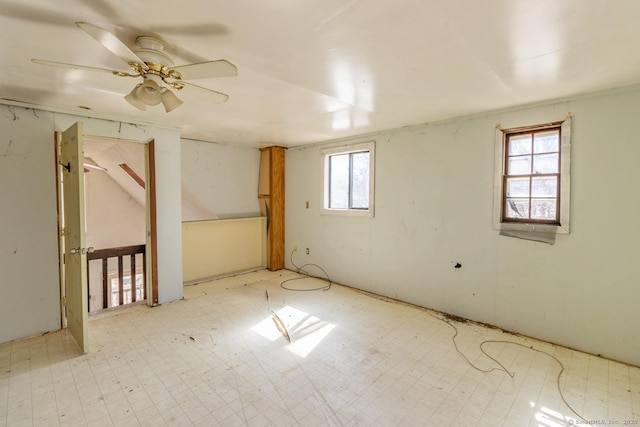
[{"xmin": 133, "ymin": 36, "xmax": 174, "ymax": 68}]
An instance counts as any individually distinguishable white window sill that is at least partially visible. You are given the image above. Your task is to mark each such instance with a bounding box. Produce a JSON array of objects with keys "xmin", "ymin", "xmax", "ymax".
[{"xmin": 321, "ymin": 208, "xmax": 374, "ymax": 218}]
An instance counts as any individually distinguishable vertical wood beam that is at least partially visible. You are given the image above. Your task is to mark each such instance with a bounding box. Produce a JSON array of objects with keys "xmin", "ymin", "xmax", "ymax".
[
  {"xmin": 269, "ymin": 147, "xmax": 285, "ymax": 270},
  {"xmin": 259, "ymin": 147, "xmax": 285, "ymax": 271}
]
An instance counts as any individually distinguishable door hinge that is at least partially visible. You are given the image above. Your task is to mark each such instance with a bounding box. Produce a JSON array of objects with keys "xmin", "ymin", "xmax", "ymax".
[{"xmin": 62, "ymin": 296, "xmax": 67, "ymax": 307}]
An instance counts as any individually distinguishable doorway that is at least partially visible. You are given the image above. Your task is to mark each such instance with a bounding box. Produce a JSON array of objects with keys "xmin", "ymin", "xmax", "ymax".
[
  {"xmin": 56, "ymin": 123, "xmax": 158, "ymax": 352},
  {"xmin": 83, "ymin": 137, "xmax": 148, "ymax": 312}
]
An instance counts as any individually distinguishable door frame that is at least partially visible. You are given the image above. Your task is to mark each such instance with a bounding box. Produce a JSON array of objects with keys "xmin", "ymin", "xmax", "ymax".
[
  {"xmin": 147, "ymin": 140, "xmax": 159, "ymax": 306},
  {"xmin": 56, "ymin": 132, "xmax": 159, "ymax": 332}
]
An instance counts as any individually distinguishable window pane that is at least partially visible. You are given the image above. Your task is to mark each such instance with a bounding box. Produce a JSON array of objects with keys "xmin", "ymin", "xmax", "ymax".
[
  {"xmin": 533, "ymin": 153, "xmax": 558, "ymax": 174},
  {"xmin": 508, "ymin": 156, "xmax": 531, "ymax": 175},
  {"xmin": 531, "ymin": 199, "xmax": 557, "ymax": 220},
  {"xmin": 509, "ymin": 134, "xmax": 532, "ymax": 155},
  {"xmin": 351, "ymin": 152, "xmax": 370, "ymax": 209},
  {"xmin": 506, "ymin": 177, "xmax": 529, "ymax": 197},
  {"xmin": 531, "ymin": 177, "xmax": 557, "ymax": 197},
  {"xmin": 533, "ymin": 131, "xmax": 559, "ymax": 153},
  {"xmin": 505, "ymin": 198, "xmax": 529, "ymax": 219},
  {"xmin": 329, "ymin": 154, "xmax": 349, "ymax": 209}
]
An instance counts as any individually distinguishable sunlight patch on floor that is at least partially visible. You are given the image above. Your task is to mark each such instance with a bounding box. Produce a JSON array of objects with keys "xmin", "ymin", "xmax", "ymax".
[
  {"xmin": 531, "ymin": 401, "xmax": 576, "ymax": 427},
  {"xmin": 251, "ymin": 305, "xmax": 336, "ymax": 357}
]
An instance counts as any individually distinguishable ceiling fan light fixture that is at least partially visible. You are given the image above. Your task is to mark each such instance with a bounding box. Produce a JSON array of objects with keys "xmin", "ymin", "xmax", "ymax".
[
  {"xmin": 35, "ymin": 23, "xmax": 238, "ymax": 115},
  {"xmin": 161, "ymin": 88, "xmax": 183, "ymax": 112},
  {"xmin": 136, "ymin": 79, "xmax": 162, "ymax": 106},
  {"xmin": 124, "ymin": 84, "xmax": 146, "ymax": 111}
]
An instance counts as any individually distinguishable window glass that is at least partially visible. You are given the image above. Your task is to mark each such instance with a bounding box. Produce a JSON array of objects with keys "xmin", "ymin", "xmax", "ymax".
[
  {"xmin": 329, "ymin": 154, "xmax": 349, "ymax": 209},
  {"xmin": 508, "ymin": 156, "xmax": 531, "ymax": 175},
  {"xmin": 509, "ymin": 134, "xmax": 532, "ymax": 155},
  {"xmin": 533, "ymin": 153, "xmax": 558, "ymax": 174},
  {"xmin": 350, "ymin": 152, "xmax": 370, "ymax": 209},
  {"xmin": 533, "ymin": 131, "xmax": 559, "ymax": 153},
  {"xmin": 323, "ymin": 142, "xmax": 375, "ymax": 216}
]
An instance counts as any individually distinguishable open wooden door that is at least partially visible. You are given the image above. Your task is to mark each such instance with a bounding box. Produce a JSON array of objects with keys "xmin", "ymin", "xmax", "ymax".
[{"xmin": 60, "ymin": 122, "xmax": 89, "ymax": 353}]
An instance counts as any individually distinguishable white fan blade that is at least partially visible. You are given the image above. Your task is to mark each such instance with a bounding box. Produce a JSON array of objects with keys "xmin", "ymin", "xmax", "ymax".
[
  {"xmin": 31, "ymin": 59, "xmax": 132, "ymax": 76},
  {"xmin": 179, "ymin": 81, "xmax": 229, "ymax": 104},
  {"xmin": 169, "ymin": 60, "xmax": 237, "ymax": 80},
  {"xmin": 76, "ymin": 22, "xmax": 148, "ymax": 70}
]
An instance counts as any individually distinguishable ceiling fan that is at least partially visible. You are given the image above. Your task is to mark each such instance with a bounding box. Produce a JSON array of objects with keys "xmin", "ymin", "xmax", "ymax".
[{"xmin": 32, "ymin": 22, "xmax": 237, "ymax": 112}]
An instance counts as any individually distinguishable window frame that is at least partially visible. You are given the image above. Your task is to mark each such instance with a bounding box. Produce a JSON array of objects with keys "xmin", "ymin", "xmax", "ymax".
[
  {"xmin": 502, "ymin": 125, "xmax": 561, "ymax": 224},
  {"xmin": 493, "ymin": 117, "xmax": 571, "ymax": 235},
  {"xmin": 322, "ymin": 141, "xmax": 375, "ymax": 217}
]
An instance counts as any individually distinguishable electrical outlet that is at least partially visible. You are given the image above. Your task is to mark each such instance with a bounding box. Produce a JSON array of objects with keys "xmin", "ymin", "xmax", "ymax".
[{"xmin": 306, "ymin": 248, "xmax": 310, "ymax": 255}]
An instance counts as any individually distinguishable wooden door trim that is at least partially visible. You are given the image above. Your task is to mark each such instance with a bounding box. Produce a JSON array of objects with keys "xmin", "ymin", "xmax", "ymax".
[{"xmin": 148, "ymin": 140, "xmax": 159, "ymax": 305}]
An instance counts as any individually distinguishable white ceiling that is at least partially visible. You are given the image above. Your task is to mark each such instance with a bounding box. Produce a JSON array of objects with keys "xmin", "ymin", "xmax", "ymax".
[{"xmin": 2, "ymin": 1, "xmax": 640, "ymax": 148}]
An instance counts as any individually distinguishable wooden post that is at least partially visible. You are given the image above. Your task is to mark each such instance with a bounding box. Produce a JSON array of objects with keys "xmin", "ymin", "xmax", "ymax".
[
  {"xmin": 148, "ymin": 140, "xmax": 159, "ymax": 305},
  {"xmin": 259, "ymin": 147, "xmax": 285, "ymax": 270}
]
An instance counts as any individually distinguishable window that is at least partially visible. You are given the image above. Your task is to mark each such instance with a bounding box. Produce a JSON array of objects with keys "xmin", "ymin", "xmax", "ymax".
[
  {"xmin": 493, "ymin": 117, "xmax": 571, "ymax": 237},
  {"xmin": 322, "ymin": 142, "xmax": 375, "ymax": 216},
  {"xmin": 503, "ymin": 126, "xmax": 560, "ymax": 223}
]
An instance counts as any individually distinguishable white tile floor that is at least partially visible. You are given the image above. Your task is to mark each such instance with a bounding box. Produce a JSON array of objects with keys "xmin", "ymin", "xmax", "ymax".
[{"xmin": 1, "ymin": 269, "xmax": 639, "ymax": 426}]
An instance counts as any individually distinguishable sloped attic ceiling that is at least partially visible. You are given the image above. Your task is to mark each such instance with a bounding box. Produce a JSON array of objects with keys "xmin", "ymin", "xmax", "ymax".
[
  {"xmin": 83, "ymin": 139, "xmax": 146, "ymax": 206},
  {"xmin": 84, "ymin": 138, "xmax": 216, "ymax": 221}
]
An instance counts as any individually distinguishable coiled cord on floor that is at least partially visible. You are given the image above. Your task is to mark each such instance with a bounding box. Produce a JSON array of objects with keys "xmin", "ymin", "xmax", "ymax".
[
  {"xmin": 428, "ymin": 313, "xmax": 514, "ymax": 377},
  {"xmin": 428, "ymin": 312, "xmax": 589, "ymax": 424},
  {"xmin": 280, "ymin": 249, "xmax": 332, "ymax": 291}
]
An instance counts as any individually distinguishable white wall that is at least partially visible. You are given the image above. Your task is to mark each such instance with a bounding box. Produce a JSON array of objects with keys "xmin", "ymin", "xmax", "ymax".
[
  {"xmin": 0, "ymin": 104, "xmax": 184, "ymax": 344},
  {"xmin": 85, "ymin": 166, "xmax": 146, "ymax": 250},
  {"xmin": 285, "ymin": 85, "xmax": 640, "ymax": 367},
  {"xmin": 148, "ymin": 132, "xmax": 183, "ymax": 304},
  {"xmin": 0, "ymin": 107, "xmax": 60, "ymax": 343},
  {"xmin": 180, "ymin": 138, "xmax": 261, "ymax": 218}
]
